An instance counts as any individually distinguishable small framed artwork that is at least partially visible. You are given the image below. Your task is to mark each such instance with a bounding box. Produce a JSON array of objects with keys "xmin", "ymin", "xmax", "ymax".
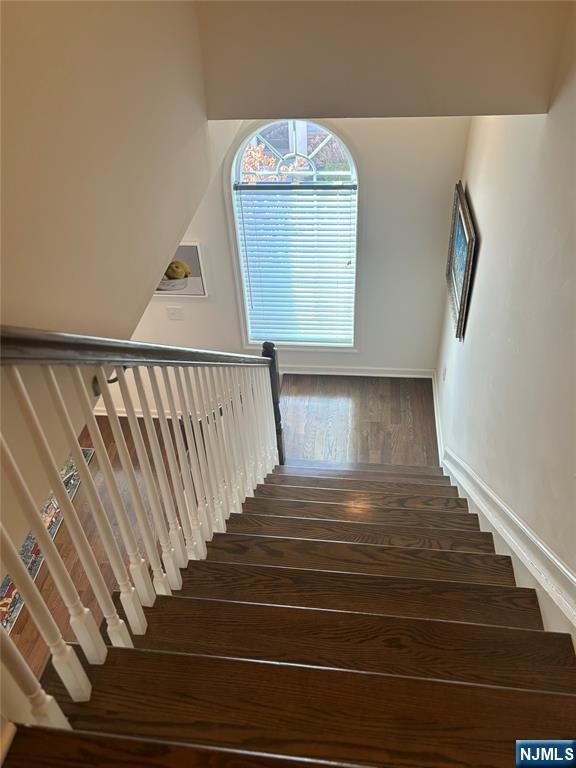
[
  {"xmin": 156, "ymin": 241, "xmax": 207, "ymax": 297},
  {"xmin": 446, "ymin": 181, "xmax": 477, "ymax": 340}
]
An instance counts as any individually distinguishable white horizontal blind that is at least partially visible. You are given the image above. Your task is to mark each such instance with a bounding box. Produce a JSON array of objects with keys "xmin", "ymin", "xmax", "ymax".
[{"xmin": 234, "ymin": 185, "xmax": 358, "ymax": 346}]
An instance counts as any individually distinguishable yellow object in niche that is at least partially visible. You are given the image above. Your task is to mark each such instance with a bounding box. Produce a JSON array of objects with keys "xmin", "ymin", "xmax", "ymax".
[{"xmin": 166, "ymin": 260, "xmax": 191, "ymax": 280}]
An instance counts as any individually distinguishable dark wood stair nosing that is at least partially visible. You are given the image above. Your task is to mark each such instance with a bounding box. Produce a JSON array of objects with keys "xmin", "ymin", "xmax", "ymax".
[
  {"xmin": 265, "ymin": 475, "xmax": 458, "ymax": 496},
  {"xmin": 207, "ymin": 533, "xmax": 516, "ymax": 587},
  {"xmin": 177, "ymin": 560, "xmax": 543, "ymax": 630},
  {"xmin": 243, "ymin": 498, "xmax": 481, "ymax": 531},
  {"xmin": 223, "ymin": 528, "xmax": 496, "ymax": 555},
  {"xmin": 5, "ymin": 726, "xmax": 368, "ymax": 768},
  {"xmin": 114, "ymin": 594, "xmax": 576, "ymax": 695},
  {"xmin": 42, "ymin": 645, "xmax": 576, "ymax": 768},
  {"xmin": 227, "ymin": 515, "xmax": 496, "ymax": 553},
  {"xmin": 254, "ymin": 485, "xmax": 469, "ymax": 512}
]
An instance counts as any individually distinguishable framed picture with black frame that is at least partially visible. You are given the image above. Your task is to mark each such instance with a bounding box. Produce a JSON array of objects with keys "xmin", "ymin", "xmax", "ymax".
[{"xmin": 446, "ymin": 181, "xmax": 477, "ymax": 340}]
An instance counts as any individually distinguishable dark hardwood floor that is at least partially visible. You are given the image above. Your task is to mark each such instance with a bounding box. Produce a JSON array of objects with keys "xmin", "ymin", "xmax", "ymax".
[{"xmin": 280, "ymin": 374, "xmax": 439, "ymax": 466}]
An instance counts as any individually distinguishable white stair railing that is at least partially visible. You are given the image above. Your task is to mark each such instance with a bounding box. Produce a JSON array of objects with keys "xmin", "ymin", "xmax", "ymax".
[{"xmin": 0, "ymin": 326, "xmax": 282, "ymax": 728}]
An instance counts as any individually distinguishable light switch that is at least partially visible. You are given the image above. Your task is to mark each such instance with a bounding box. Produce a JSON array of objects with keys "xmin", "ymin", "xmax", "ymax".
[{"xmin": 167, "ymin": 306, "xmax": 184, "ymax": 321}]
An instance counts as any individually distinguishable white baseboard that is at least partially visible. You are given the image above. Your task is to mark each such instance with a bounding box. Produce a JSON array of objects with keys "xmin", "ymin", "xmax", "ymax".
[
  {"xmin": 443, "ymin": 447, "xmax": 576, "ymax": 632},
  {"xmin": 431, "ymin": 371, "xmax": 444, "ymax": 460},
  {"xmin": 280, "ymin": 364, "xmax": 434, "ymax": 378}
]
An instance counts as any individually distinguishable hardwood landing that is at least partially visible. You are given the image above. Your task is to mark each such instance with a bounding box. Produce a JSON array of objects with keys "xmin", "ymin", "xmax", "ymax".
[{"xmin": 280, "ymin": 374, "xmax": 439, "ymax": 466}]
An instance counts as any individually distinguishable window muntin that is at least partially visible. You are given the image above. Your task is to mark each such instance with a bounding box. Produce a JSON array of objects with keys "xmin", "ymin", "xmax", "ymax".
[{"xmin": 233, "ymin": 120, "xmax": 358, "ymax": 346}]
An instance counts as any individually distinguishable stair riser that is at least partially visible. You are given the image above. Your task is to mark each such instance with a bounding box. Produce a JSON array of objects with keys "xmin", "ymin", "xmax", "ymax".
[
  {"xmin": 181, "ymin": 563, "xmax": 542, "ymax": 628},
  {"xmin": 265, "ymin": 475, "xmax": 458, "ymax": 496},
  {"xmin": 255, "ymin": 485, "xmax": 468, "ymax": 511},
  {"xmin": 130, "ymin": 597, "xmax": 576, "ymax": 694},
  {"xmin": 243, "ymin": 498, "xmax": 480, "ymax": 530},
  {"xmin": 273, "ymin": 467, "xmax": 450, "ymax": 484},
  {"xmin": 284, "ymin": 459, "xmax": 444, "ymax": 476},
  {"xmin": 207, "ymin": 535, "xmax": 515, "ymax": 586},
  {"xmin": 226, "ymin": 515, "xmax": 495, "ymax": 553},
  {"xmin": 44, "ymin": 649, "xmax": 576, "ymax": 768},
  {"xmin": 6, "ymin": 727, "xmax": 366, "ymax": 768}
]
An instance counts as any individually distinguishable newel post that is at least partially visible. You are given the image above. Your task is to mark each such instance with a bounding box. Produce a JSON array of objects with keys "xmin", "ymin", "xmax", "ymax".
[{"xmin": 262, "ymin": 342, "xmax": 285, "ymax": 465}]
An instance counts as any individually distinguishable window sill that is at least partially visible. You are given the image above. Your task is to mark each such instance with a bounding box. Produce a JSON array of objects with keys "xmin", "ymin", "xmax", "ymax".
[{"xmin": 243, "ymin": 342, "xmax": 359, "ymax": 353}]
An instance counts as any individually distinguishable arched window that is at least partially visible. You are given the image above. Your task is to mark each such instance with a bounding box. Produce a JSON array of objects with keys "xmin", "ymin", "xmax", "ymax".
[{"xmin": 232, "ymin": 120, "xmax": 358, "ymax": 346}]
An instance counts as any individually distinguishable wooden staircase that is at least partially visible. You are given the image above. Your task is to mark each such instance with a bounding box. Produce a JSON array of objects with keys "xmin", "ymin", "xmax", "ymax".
[{"xmin": 6, "ymin": 459, "xmax": 576, "ymax": 768}]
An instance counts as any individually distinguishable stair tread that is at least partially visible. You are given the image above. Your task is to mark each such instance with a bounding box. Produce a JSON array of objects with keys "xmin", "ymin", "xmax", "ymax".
[
  {"xmin": 208, "ymin": 534, "xmax": 515, "ymax": 586},
  {"xmin": 244, "ymin": 497, "xmax": 480, "ymax": 530},
  {"xmin": 274, "ymin": 466, "xmax": 451, "ymax": 484},
  {"xmin": 265, "ymin": 474, "xmax": 457, "ymax": 496},
  {"xmin": 5, "ymin": 726, "xmax": 363, "ymax": 768},
  {"xmin": 285, "ymin": 458, "xmax": 444, "ymax": 476},
  {"xmin": 43, "ymin": 647, "xmax": 576, "ymax": 768},
  {"xmin": 255, "ymin": 484, "xmax": 468, "ymax": 511},
  {"xmin": 179, "ymin": 561, "xmax": 542, "ymax": 629},
  {"xmin": 129, "ymin": 596, "xmax": 576, "ymax": 694},
  {"xmin": 227, "ymin": 514, "xmax": 495, "ymax": 552}
]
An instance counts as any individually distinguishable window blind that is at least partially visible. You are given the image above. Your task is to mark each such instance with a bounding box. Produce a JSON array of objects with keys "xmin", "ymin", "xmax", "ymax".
[{"xmin": 233, "ymin": 184, "xmax": 358, "ymax": 346}]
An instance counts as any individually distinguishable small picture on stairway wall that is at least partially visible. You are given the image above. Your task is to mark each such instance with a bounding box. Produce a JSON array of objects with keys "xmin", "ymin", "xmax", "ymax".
[
  {"xmin": 156, "ymin": 241, "xmax": 207, "ymax": 297},
  {"xmin": 446, "ymin": 181, "xmax": 477, "ymax": 340}
]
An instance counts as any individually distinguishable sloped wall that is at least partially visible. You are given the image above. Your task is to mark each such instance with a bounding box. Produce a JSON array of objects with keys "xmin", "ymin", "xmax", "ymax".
[{"xmin": 1, "ymin": 1, "xmax": 210, "ymax": 339}]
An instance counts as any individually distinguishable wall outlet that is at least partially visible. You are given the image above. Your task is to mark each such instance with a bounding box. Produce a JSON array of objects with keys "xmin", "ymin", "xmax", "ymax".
[{"xmin": 166, "ymin": 306, "xmax": 184, "ymax": 321}]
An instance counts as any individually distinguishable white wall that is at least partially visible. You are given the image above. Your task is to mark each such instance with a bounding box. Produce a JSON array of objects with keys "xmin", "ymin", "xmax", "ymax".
[
  {"xmin": 435, "ymin": 10, "xmax": 575, "ymax": 626},
  {"xmin": 1, "ymin": 1, "xmax": 211, "ymax": 339},
  {"xmin": 133, "ymin": 117, "xmax": 470, "ymax": 374},
  {"xmin": 197, "ymin": 1, "xmax": 569, "ymax": 119},
  {"xmin": 0, "ymin": 3, "xmax": 240, "ymax": 553}
]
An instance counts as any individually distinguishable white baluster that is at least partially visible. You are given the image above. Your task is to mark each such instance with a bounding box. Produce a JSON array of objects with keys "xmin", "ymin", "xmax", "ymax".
[
  {"xmin": 183, "ymin": 367, "xmax": 225, "ymax": 533},
  {"xmin": 145, "ymin": 367, "xmax": 193, "ymax": 563},
  {"xmin": 208, "ymin": 367, "xmax": 241, "ymax": 515},
  {"xmin": 194, "ymin": 367, "xmax": 228, "ymax": 520},
  {"xmin": 259, "ymin": 368, "xmax": 275, "ymax": 474},
  {"xmin": 258, "ymin": 367, "xmax": 276, "ymax": 473},
  {"xmin": 230, "ymin": 366, "xmax": 254, "ymax": 496},
  {"xmin": 240, "ymin": 368, "xmax": 262, "ymax": 488},
  {"xmin": 6, "ymin": 367, "xmax": 132, "ymax": 648},
  {"xmin": 116, "ymin": 368, "xmax": 180, "ymax": 590},
  {"xmin": 0, "ymin": 628, "xmax": 70, "ymax": 729},
  {"xmin": 46, "ymin": 366, "xmax": 155, "ymax": 610},
  {"xmin": 173, "ymin": 367, "xmax": 212, "ymax": 543},
  {"xmin": 0, "ymin": 435, "xmax": 107, "ymax": 665},
  {"xmin": 251, "ymin": 368, "xmax": 267, "ymax": 475},
  {"xmin": 69, "ymin": 368, "xmax": 147, "ymax": 635},
  {"xmin": 160, "ymin": 368, "xmax": 205, "ymax": 559},
  {"xmin": 253, "ymin": 368, "xmax": 268, "ymax": 482},
  {"xmin": 263, "ymin": 366, "xmax": 280, "ymax": 467},
  {"xmin": 0, "ymin": 525, "xmax": 91, "ymax": 702},
  {"xmin": 94, "ymin": 368, "xmax": 158, "ymax": 606},
  {"xmin": 218, "ymin": 367, "xmax": 245, "ymax": 505},
  {"xmin": 129, "ymin": 371, "xmax": 187, "ymax": 573}
]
